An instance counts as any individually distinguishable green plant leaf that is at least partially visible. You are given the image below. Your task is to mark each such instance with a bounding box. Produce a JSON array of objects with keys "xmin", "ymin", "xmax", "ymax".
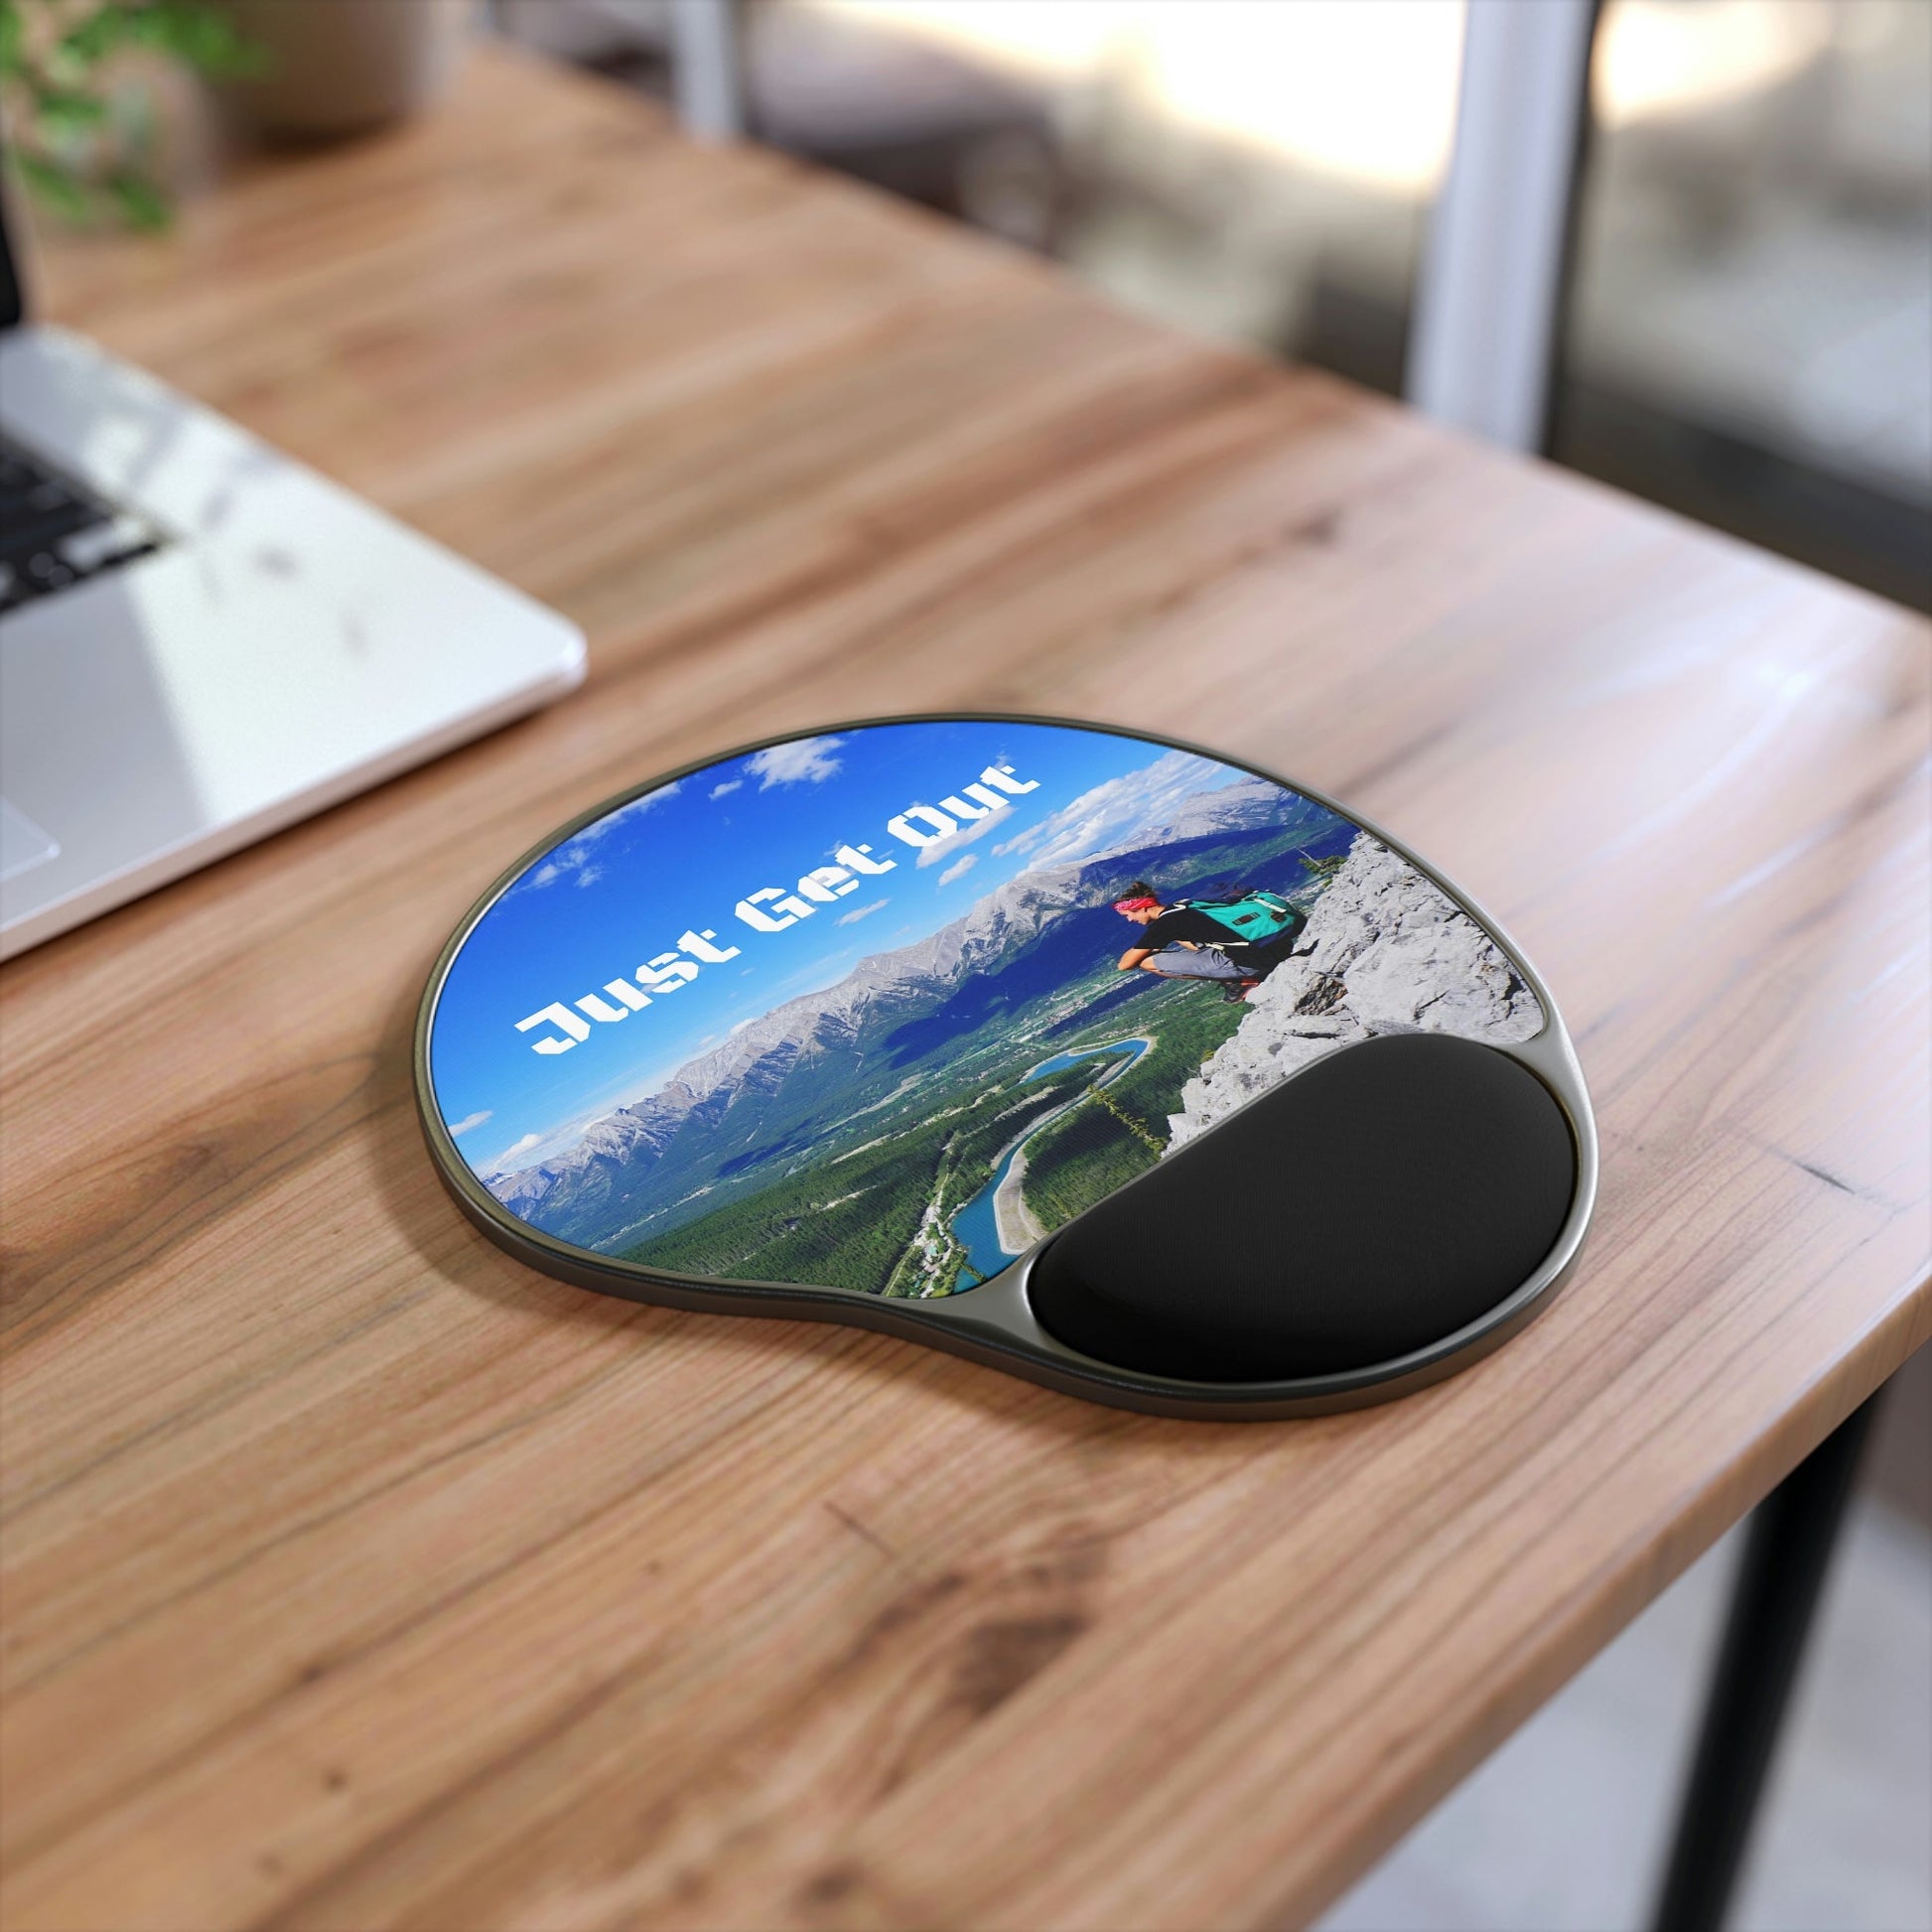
[
  {"xmin": 12, "ymin": 149, "xmax": 96, "ymax": 225},
  {"xmin": 59, "ymin": 2, "xmax": 145, "ymax": 66},
  {"xmin": 7, "ymin": 1, "xmax": 257, "ymax": 230},
  {"xmin": 127, "ymin": 1, "xmax": 265, "ymax": 77},
  {"xmin": 106, "ymin": 167, "xmax": 169, "ymax": 229},
  {"xmin": 29, "ymin": 83, "xmax": 110, "ymax": 133}
]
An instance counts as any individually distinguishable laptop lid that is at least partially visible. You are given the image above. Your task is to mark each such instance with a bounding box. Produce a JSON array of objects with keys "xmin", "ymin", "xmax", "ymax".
[{"xmin": 0, "ymin": 182, "xmax": 23, "ymax": 333}]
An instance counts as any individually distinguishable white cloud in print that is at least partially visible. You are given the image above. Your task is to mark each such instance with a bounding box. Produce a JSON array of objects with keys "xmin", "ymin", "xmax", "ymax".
[
  {"xmin": 516, "ymin": 782, "xmax": 685, "ymax": 891},
  {"xmin": 447, "ymin": 1110, "xmax": 492, "ymax": 1137},
  {"xmin": 490, "ymin": 1132, "xmax": 542, "ymax": 1170},
  {"xmin": 992, "ymin": 751, "xmax": 1228, "ymax": 870},
  {"xmin": 746, "ymin": 736, "xmax": 844, "ymax": 787},
  {"xmin": 937, "ymin": 854, "xmax": 977, "ymax": 886},
  {"xmin": 836, "ymin": 897, "xmax": 890, "ymax": 925},
  {"xmin": 911, "ymin": 800, "xmax": 1013, "ymax": 867}
]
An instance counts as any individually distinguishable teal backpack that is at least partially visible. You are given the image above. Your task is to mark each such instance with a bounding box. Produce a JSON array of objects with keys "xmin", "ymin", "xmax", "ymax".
[{"xmin": 1173, "ymin": 889, "xmax": 1303, "ymax": 949}]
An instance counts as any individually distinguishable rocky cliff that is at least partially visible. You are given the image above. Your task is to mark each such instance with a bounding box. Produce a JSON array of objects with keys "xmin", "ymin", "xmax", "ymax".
[{"xmin": 1168, "ymin": 833, "xmax": 1543, "ymax": 1148}]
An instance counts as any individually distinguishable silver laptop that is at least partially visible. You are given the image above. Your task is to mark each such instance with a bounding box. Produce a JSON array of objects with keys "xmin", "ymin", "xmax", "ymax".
[{"xmin": 0, "ymin": 193, "xmax": 585, "ymax": 961}]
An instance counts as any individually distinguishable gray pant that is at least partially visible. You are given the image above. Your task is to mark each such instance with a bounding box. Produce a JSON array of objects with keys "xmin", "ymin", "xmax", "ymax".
[{"xmin": 1142, "ymin": 944, "xmax": 1244, "ymax": 982}]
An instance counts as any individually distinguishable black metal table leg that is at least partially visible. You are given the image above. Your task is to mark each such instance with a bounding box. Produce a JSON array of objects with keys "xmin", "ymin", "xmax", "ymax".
[{"xmin": 1647, "ymin": 1390, "xmax": 1883, "ymax": 1932}]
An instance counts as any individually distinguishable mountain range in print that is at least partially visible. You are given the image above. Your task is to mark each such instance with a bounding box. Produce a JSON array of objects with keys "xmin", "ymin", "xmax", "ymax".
[{"xmin": 479, "ymin": 770, "xmax": 1353, "ymax": 1292}]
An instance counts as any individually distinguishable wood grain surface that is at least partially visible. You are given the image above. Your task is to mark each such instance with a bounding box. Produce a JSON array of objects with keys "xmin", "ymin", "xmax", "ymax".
[{"xmin": 2, "ymin": 43, "xmax": 1927, "ymax": 1932}]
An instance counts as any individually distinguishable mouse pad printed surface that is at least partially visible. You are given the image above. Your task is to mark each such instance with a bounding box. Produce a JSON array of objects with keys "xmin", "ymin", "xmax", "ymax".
[{"xmin": 424, "ymin": 719, "xmax": 1549, "ymax": 1304}]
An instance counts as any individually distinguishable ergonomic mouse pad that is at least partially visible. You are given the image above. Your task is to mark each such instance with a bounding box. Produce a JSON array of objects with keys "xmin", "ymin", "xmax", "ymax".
[{"xmin": 418, "ymin": 716, "xmax": 1595, "ymax": 1417}]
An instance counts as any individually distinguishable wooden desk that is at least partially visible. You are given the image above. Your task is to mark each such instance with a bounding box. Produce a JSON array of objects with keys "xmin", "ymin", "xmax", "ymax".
[{"xmin": 3, "ymin": 45, "xmax": 1927, "ymax": 1932}]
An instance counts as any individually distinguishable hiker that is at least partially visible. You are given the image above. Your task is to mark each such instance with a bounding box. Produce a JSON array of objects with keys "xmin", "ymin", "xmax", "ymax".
[{"xmin": 1112, "ymin": 881, "xmax": 1306, "ymax": 1003}]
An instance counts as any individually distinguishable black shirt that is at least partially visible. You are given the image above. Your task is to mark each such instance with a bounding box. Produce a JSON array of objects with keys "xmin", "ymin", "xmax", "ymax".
[{"xmin": 1137, "ymin": 906, "xmax": 1230, "ymax": 950}]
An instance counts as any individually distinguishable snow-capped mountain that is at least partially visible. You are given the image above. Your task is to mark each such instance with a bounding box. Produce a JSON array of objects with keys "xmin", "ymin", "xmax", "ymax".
[{"xmin": 485, "ymin": 774, "xmax": 1330, "ymax": 1245}]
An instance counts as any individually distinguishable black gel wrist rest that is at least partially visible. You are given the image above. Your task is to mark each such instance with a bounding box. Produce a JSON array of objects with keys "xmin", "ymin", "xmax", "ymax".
[{"xmin": 1028, "ymin": 1034, "xmax": 1577, "ymax": 1382}]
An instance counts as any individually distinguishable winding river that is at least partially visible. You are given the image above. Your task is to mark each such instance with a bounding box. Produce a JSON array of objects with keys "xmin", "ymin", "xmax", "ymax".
[{"xmin": 950, "ymin": 1037, "xmax": 1150, "ymax": 1285}]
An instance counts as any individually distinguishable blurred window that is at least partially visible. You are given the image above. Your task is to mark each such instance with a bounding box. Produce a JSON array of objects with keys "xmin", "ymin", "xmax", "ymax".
[
  {"xmin": 1556, "ymin": 0, "xmax": 1932, "ymax": 608},
  {"xmin": 743, "ymin": 0, "xmax": 1464, "ymax": 391},
  {"xmin": 500, "ymin": 0, "xmax": 1929, "ymax": 609}
]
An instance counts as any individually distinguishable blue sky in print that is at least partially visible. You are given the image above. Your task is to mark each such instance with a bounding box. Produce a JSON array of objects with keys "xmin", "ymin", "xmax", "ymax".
[{"xmin": 428, "ymin": 720, "xmax": 1252, "ymax": 1175}]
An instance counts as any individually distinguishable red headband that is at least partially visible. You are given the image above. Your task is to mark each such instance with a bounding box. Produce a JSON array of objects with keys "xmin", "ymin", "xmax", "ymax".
[{"xmin": 1113, "ymin": 896, "xmax": 1160, "ymax": 912}]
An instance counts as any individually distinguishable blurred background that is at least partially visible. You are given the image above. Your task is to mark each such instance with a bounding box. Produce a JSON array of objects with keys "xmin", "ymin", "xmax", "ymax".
[{"xmin": 500, "ymin": 0, "xmax": 1932, "ymax": 612}]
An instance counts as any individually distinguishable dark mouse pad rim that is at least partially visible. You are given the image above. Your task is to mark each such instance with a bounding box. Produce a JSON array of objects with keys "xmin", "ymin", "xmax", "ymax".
[{"xmin": 415, "ymin": 711, "xmax": 1598, "ymax": 1417}]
